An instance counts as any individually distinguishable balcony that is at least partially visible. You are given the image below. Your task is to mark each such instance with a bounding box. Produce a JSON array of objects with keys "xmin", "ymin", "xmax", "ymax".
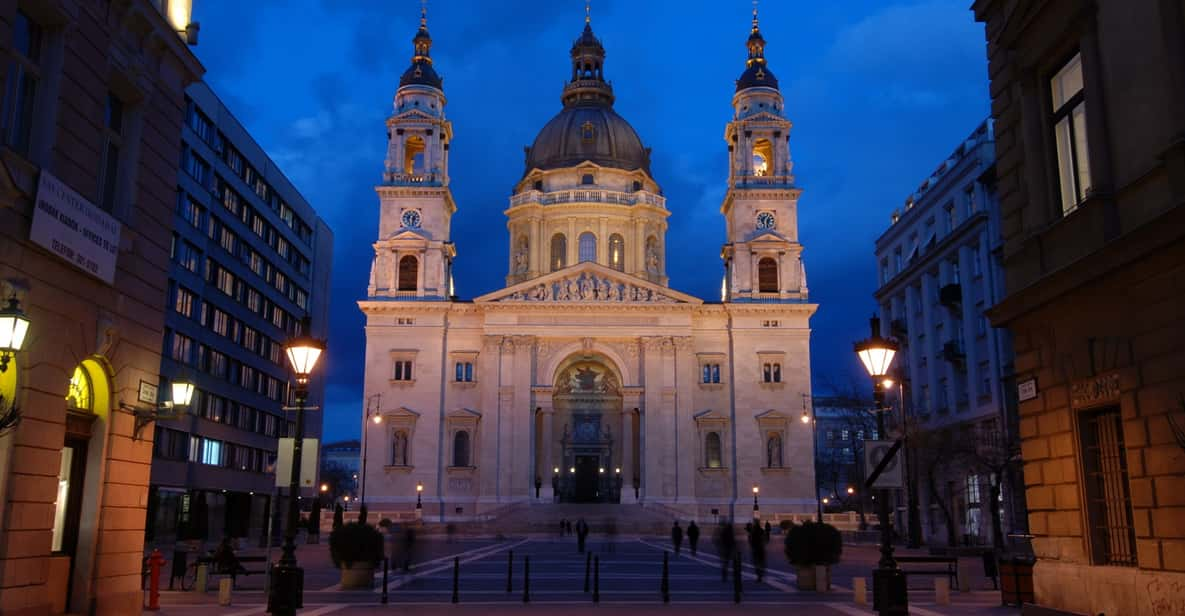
[
  {"xmin": 939, "ymin": 283, "xmax": 962, "ymax": 309},
  {"xmin": 942, "ymin": 341, "xmax": 966, "ymax": 367},
  {"xmin": 382, "ymin": 172, "xmax": 443, "ymax": 187},
  {"xmin": 508, "ymin": 188, "xmax": 666, "ymax": 210}
]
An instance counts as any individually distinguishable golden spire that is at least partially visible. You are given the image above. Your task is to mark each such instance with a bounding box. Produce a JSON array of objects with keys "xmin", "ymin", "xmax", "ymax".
[
  {"xmin": 586, "ymin": 0, "xmax": 591, "ymax": 24},
  {"xmin": 421, "ymin": 0, "xmax": 428, "ymax": 28},
  {"xmin": 752, "ymin": 0, "xmax": 760, "ymax": 32}
]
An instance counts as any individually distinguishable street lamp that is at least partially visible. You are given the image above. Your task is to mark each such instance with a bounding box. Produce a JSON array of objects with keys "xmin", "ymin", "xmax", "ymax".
[
  {"xmin": 802, "ymin": 393, "xmax": 822, "ymax": 522},
  {"xmin": 267, "ymin": 317, "xmax": 324, "ymax": 616},
  {"xmin": 0, "ymin": 295, "xmax": 31, "ymax": 373},
  {"xmin": 752, "ymin": 484, "xmax": 760, "ymax": 518},
  {"xmin": 847, "ymin": 486, "xmax": 855, "ymax": 495},
  {"xmin": 415, "ymin": 482, "xmax": 423, "ymax": 509},
  {"xmin": 360, "ymin": 394, "xmax": 382, "ymax": 507},
  {"xmin": 854, "ymin": 314, "xmax": 906, "ymax": 616},
  {"xmin": 125, "ymin": 378, "xmax": 195, "ymax": 440}
]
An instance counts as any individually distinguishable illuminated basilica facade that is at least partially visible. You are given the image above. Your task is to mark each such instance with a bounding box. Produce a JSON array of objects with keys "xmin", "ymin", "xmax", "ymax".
[{"xmin": 359, "ymin": 9, "xmax": 818, "ymax": 520}]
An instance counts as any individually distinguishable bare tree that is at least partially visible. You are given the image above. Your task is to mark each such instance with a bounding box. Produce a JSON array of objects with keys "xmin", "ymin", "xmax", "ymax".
[{"xmin": 909, "ymin": 424, "xmax": 968, "ymax": 547}]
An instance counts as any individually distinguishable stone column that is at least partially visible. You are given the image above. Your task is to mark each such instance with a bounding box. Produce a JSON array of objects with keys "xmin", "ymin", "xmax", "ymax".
[
  {"xmin": 539, "ymin": 399, "xmax": 555, "ymax": 501},
  {"xmin": 529, "ymin": 217, "xmax": 541, "ymax": 277},
  {"xmin": 620, "ymin": 405, "xmax": 637, "ymax": 503},
  {"xmin": 598, "ymin": 216, "xmax": 608, "ymax": 267},
  {"xmin": 567, "ymin": 217, "xmax": 578, "ymax": 266}
]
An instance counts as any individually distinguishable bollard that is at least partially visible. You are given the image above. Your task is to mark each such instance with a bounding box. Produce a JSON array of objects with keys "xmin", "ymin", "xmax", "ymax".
[
  {"xmin": 218, "ymin": 578, "xmax": 232, "ymax": 606},
  {"xmin": 661, "ymin": 551, "xmax": 670, "ymax": 603},
  {"xmin": 145, "ymin": 549, "xmax": 165, "ymax": 610},
  {"xmin": 522, "ymin": 556, "xmax": 530, "ymax": 603},
  {"xmin": 381, "ymin": 557, "xmax": 389, "ymax": 604},
  {"xmin": 452, "ymin": 556, "xmax": 459, "ymax": 604},
  {"xmin": 195, "ymin": 564, "xmax": 208, "ymax": 594},
  {"xmin": 507, "ymin": 550, "xmax": 514, "ymax": 593},
  {"xmin": 584, "ymin": 552, "xmax": 591, "ymax": 592},
  {"xmin": 935, "ymin": 578, "xmax": 951, "ymax": 605},
  {"xmin": 853, "ymin": 577, "xmax": 868, "ymax": 606},
  {"xmin": 732, "ymin": 554, "xmax": 742, "ymax": 603},
  {"xmin": 593, "ymin": 555, "xmax": 600, "ymax": 604}
]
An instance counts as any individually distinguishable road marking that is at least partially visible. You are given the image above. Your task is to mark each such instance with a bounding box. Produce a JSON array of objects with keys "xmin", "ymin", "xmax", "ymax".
[
  {"xmin": 223, "ymin": 607, "xmax": 267, "ymax": 616},
  {"xmin": 297, "ymin": 605, "xmax": 347, "ymax": 615},
  {"xmin": 385, "ymin": 538, "xmax": 531, "ymax": 593},
  {"xmin": 317, "ymin": 540, "xmax": 515, "ymax": 591},
  {"xmin": 636, "ymin": 538, "xmax": 796, "ymax": 589},
  {"xmin": 826, "ymin": 601, "xmax": 873, "ymax": 616},
  {"xmin": 910, "ymin": 605, "xmax": 955, "ymax": 616}
]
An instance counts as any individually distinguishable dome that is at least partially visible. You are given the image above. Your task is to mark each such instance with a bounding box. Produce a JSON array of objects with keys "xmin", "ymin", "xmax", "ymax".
[
  {"xmin": 524, "ymin": 104, "xmax": 651, "ymax": 175},
  {"xmin": 736, "ymin": 63, "xmax": 778, "ymax": 92},
  {"xmin": 400, "ymin": 60, "xmax": 442, "ymax": 89}
]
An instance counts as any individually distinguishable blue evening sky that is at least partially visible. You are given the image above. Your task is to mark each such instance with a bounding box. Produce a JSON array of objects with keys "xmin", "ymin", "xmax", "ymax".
[{"xmin": 189, "ymin": 1, "xmax": 989, "ymax": 444}]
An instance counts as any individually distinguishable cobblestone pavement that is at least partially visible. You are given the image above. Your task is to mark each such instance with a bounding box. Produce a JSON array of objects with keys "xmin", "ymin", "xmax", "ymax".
[{"xmin": 155, "ymin": 536, "xmax": 1013, "ymax": 615}]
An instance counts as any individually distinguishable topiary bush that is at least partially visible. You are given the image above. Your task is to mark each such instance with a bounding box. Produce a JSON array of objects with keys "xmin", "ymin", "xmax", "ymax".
[
  {"xmin": 329, "ymin": 521, "xmax": 384, "ymax": 569},
  {"xmin": 783, "ymin": 521, "xmax": 843, "ymax": 567},
  {"xmin": 779, "ymin": 520, "xmax": 794, "ymax": 531}
]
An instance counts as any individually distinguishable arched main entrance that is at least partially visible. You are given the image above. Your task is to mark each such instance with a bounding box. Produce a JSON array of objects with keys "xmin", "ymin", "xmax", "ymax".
[{"xmin": 550, "ymin": 356, "xmax": 623, "ymax": 503}]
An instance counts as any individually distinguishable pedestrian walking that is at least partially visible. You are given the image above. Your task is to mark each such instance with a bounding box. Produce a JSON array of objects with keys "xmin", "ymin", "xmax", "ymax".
[
  {"xmin": 764, "ymin": 521, "xmax": 772, "ymax": 543},
  {"xmin": 716, "ymin": 519, "xmax": 736, "ymax": 582},
  {"xmin": 560, "ymin": 518, "xmax": 567, "ymax": 537},
  {"xmin": 576, "ymin": 518, "xmax": 590, "ymax": 553},
  {"xmin": 687, "ymin": 520, "xmax": 700, "ymax": 556},
  {"xmin": 748, "ymin": 523, "xmax": 766, "ymax": 583},
  {"xmin": 671, "ymin": 521, "xmax": 684, "ymax": 555},
  {"xmin": 566, "ymin": 519, "xmax": 573, "ymax": 536}
]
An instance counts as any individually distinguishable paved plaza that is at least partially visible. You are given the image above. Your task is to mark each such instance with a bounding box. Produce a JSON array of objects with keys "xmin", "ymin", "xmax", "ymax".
[{"xmin": 155, "ymin": 535, "xmax": 1012, "ymax": 615}]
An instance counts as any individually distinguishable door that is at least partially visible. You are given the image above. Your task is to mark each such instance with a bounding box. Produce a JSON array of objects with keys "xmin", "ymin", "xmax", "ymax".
[{"xmin": 574, "ymin": 455, "xmax": 599, "ymax": 502}]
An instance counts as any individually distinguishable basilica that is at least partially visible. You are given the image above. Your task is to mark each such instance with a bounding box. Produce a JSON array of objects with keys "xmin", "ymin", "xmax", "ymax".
[{"xmin": 358, "ymin": 7, "xmax": 818, "ymax": 521}]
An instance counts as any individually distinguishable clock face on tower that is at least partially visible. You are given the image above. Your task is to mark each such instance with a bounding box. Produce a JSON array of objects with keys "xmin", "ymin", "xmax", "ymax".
[
  {"xmin": 756, "ymin": 211, "xmax": 776, "ymax": 231},
  {"xmin": 401, "ymin": 209, "xmax": 422, "ymax": 229}
]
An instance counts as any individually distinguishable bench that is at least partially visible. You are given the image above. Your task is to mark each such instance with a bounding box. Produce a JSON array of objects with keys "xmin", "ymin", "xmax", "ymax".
[
  {"xmin": 895, "ymin": 556, "xmax": 957, "ymax": 589},
  {"xmin": 195, "ymin": 555, "xmax": 269, "ymax": 587}
]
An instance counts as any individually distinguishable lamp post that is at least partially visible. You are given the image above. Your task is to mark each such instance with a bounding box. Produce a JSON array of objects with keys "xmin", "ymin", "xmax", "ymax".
[
  {"xmin": 854, "ymin": 314, "xmax": 906, "ymax": 616},
  {"xmin": 267, "ymin": 318, "xmax": 324, "ymax": 616},
  {"xmin": 752, "ymin": 484, "xmax": 760, "ymax": 519},
  {"xmin": 0, "ymin": 295, "xmax": 31, "ymax": 374},
  {"xmin": 360, "ymin": 394, "xmax": 382, "ymax": 507},
  {"xmin": 802, "ymin": 394, "xmax": 822, "ymax": 522},
  {"xmin": 415, "ymin": 481, "xmax": 423, "ymax": 513}
]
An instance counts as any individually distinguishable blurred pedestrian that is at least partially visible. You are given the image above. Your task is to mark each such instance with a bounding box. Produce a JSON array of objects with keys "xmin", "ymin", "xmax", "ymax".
[
  {"xmin": 566, "ymin": 519, "xmax": 573, "ymax": 536},
  {"xmin": 671, "ymin": 521, "xmax": 684, "ymax": 555},
  {"xmin": 764, "ymin": 521, "xmax": 772, "ymax": 543},
  {"xmin": 560, "ymin": 518, "xmax": 568, "ymax": 538},
  {"xmin": 716, "ymin": 519, "xmax": 736, "ymax": 582},
  {"xmin": 687, "ymin": 520, "xmax": 700, "ymax": 556},
  {"xmin": 748, "ymin": 523, "xmax": 766, "ymax": 583},
  {"xmin": 576, "ymin": 518, "xmax": 589, "ymax": 553},
  {"xmin": 401, "ymin": 526, "xmax": 417, "ymax": 572}
]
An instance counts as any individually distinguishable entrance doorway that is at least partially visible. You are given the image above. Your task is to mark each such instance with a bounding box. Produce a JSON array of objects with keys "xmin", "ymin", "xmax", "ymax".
[{"xmin": 574, "ymin": 456, "xmax": 600, "ymax": 502}]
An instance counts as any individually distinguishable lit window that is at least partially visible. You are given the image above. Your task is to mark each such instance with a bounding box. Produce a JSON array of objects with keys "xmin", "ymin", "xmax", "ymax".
[
  {"xmin": 705, "ymin": 432, "xmax": 722, "ymax": 468},
  {"xmin": 1051, "ymin": 52, "xmax": 1091, "ymax": 215},
  {"xmin": 608, "ymin": 234, "xmax": 625, "ymax": 271},
  {"xmin": 550, "ymin": 234, "xmax": 567, "ymax": 271},
  {"xmin": 66, "ymin": 365, "xmax": 92, "ymax": 411}
]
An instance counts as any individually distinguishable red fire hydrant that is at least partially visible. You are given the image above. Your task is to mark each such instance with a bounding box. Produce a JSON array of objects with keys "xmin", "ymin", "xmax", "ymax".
[{"xmin": 145, "ymin": 549, "xmax": 166, "ymax": 611}]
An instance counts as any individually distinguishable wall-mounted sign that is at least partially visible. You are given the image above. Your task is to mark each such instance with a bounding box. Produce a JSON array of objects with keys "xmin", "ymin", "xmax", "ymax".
[
  {"xmin": 138, "ymin": 380, "xmax": 159, "ymax": 405},
  {"xmin": 276, "ymin": 438, "xmax": 319, "ymax": 488},
  {"xmin": 864, "ymin": 439, "xmax": 904, "ymax": 489},
  {"xmin": 30, "ymin": 171, "xmax": 121, "ymax": 285},
  {"xmin": 1017, "ymin": 378, "xmax": 1038, "ymax": 403}
]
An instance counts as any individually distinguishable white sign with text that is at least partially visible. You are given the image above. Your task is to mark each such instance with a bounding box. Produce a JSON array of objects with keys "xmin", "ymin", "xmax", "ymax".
[{"xmin": 30, "ymin": 171, "xmax": 121, "ymax": 284}]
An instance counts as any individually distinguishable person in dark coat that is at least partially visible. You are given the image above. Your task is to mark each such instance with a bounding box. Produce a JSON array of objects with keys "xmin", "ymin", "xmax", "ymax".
[
  {"xmin": 560, "ymin": 518, "xmax": 568, "ymax": 537},
  {"xmin": 764, "ymin": 521, "xmax": 773, "ymax": 543},
  {"xmin": 576, "ymin": 518, "xmax": 590, "ymax": 553},
  {"xmin": 671, "ymin": 521, "xmax": 684, "ymax": 554},
  {"xmin": 716, "ymin": 520, "xmax": 736, "ymax": 582},
  {"xmin": 748, "ymin": 523, "xmax": 767, "ymax": 582},
  {"xmin": 687, "ymin": 521, "xmax": 701, "ymax": 556}
]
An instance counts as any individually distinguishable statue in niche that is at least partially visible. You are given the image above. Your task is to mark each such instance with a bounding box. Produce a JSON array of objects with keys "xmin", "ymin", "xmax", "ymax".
[
  {"xmin": 514, "ymin": 236, "xmax": 529, "ymax": 273},
  {"xmin": 645, "ymin": 243, "xmax": 660, "ymax": 272},
  {"xmin": 580, "ymin": 275, "xmax": 595, "ymax": 300}
]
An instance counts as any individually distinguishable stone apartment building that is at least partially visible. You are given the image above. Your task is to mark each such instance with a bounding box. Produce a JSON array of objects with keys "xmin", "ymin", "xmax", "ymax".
[
  {"xmin": 873, "ymin": 120, "xmax": 1024, "ymax": 548},
  {"xmin": 974, "ymin": 1, "xmax": 1185, "ymax": 614},
  {"xmin": 0, "ymin": 1, "xmax": 202, "ymax": 614}
]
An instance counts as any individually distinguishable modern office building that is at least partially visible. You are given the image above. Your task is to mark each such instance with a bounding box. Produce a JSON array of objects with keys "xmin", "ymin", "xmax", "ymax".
[
  {"xmin": 872, "ymin": 119, "xmax": 1024, "ymax": 548},
  {"xmin": 145, "ymin": 81, "xmax": 333, "ymax": 546},
  {"xmin": 0, "ymin": 2, "xmax": 202, "ymax": 613},
  {"xmin": 320, "ymin": 439, "xmax": 361, "ymax": 498},
  {"xmin": 975, "ymin": 2, "xmax": 1185, "ymax": 613},
  {"xmin": 811, "ymin": 396, "xmax": 877, "ymax": 520}
]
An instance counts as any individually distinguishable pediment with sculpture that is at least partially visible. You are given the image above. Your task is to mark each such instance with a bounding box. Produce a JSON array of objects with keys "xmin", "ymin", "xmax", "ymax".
[
  {"xmin": 474, "ymin": 262, "xmax": 701, "ymax": 305},
  {"xmin": 554, "ymin": 361, "xmax": 621, "ymax": 397}
]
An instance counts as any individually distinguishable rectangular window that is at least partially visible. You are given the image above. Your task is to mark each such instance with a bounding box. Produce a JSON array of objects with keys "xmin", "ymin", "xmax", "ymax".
[
  {"xmin": 220, "ymin": 181, "xmax": 240, "ymax": 215},
  {"xmin": 173, "ymin": 286, "xmax": 196, "ymax": 318},
  {"xmin": 246, "ymin": 287, "xmax": 262, "ymax": 313},
  {"xmin": 179, "ymin": 195, "xmax": 203, "ymax": 228},
  {"xmin": 944, "ymin": 203, "xmax": 956, "ymax": 233},
  {"xmin": 219, "ymin": 227, "xmax": 236, "ymax": 254},
  {"xmin": 1080, "ymin": 407, "xmax": 1136, "ymax": 566},
  {"xmin": 201, "ymin": 438, "xmax": 223, "ymax": 466},
  {"xmin": 454, "ymin": 362, "xmax": 474, "ymax": 382},
  {"xmin": 170, "ymin": 332, "xmax": 193, "ymax": 364},
  {"xmin": 762, "ymin": 362, "xmax": 782, "ymax": 383},
  {"xmin": 979, "ymin": 363, "xmax": 991, "ymax": 397},
  {"xmin": 184, "ymin": 149, "xmax": 210, "ymax": 187},
  {"xmin": 208, "ymin": 350, "xmax": 227, "ymax": 377},
  {"xmin": 215, "ymin": 267, "xmax": 235, "ymax": 296},
  {"xmin": 964, "ymin": 184, "xmax": 977, "ymax": 215},
  {"xmin": 186, "ymin": 100, "xmax": 214, "ymax": 144},
  {"xmin": 1051, "ymin": 52, "xmax": 1091, "ymax": 215},
  {"xmin": 393, "ymin": 360, "xmax": 414, "ymax": 381},
  {"xmin": 225, "ymin": 145, "xmax": 244, "ymax": 176},
  {"xmin": 243, "ymin": 326, "xmax": 258, "ymax": 352},
  {"xmin": 98, "ymin": 92, "xmax": 124, "ymax": 212},
  {"xmin": 211, "ymin": 309, "xmax": 229, "ymax": 336},
  {"xmin": 702, "ymin": 363, "xmax": 721, "ymax": 384},
  {"xmin": 1, "ymin": 10, "xmax": 42, "ymax": 156}
]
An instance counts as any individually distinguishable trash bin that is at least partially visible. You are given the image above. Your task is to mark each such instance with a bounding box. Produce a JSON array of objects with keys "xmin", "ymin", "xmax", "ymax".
[{"xmin": 998, "ymin": 555, "xmax": 1035, "ymax": 607}]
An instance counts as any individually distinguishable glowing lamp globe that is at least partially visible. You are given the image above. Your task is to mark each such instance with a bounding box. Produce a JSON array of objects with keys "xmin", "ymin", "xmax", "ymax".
[
  {"xmin": 170, "ymin": 380, "xmax": 195, "ymax": 407},
  {"xmin": 853, "ymin": 315, "xmax": 898, "ymax": 379},
  {"xmin": 0, "ymin": 296, "xmax": 30, "ymax": 373},
  {"xmin": 285, "ymin": 321, "xmax": 325, "ymax": 385}
]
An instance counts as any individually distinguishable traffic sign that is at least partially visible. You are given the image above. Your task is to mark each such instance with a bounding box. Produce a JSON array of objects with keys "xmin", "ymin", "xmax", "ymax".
[{"xmin": 864, "ymin": 439, "xmax": 904, "ymax": 489}]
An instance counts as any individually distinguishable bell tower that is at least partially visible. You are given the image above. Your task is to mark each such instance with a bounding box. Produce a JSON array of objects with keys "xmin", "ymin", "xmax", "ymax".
[
  {"xmin": 369, "ymin": 6, "xmax": 457, "ymax": 300},
  {"xmin": 720, "ymin": 6, "xmax": 807, "ymax": 302}
]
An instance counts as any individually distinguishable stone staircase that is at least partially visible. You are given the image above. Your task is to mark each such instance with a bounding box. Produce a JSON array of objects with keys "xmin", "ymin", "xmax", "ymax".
[{"xmin": 483, "ymin": 502, "xmax": 678, "ymax": 535}]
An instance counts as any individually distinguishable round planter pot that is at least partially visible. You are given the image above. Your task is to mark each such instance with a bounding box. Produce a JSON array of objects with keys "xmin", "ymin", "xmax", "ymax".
[
  {"xmin": 339, "ymin": 564, "xmax": 376, "ymax": 589},
  {"xmin": 796, "ymin": 565, "xmax": 817, "ymax": 591}
]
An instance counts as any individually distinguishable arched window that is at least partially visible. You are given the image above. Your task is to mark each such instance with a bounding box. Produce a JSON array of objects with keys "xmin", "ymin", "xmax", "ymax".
[
  {"xmin": 392, "ymin": 430, "xmax": 409, "ymax": 466},
  {"xmin": 752, "ymin": 138, "xmax": 773, "ymax": 176},
  {"xmin": 397, "ymin": 255, "xmax": 418, "ymax": 291},
  {"xmin": 66, "ymin": 365, "xmax": 93, "ymax": 411},
  {"xmin": 452, "ymin": 431, "xmax": 471, "ymax": 467},
  {"xmin": 550, "ymin": 233, "xmax": 567, "ymax": 271},
  {"xmin": 404, "ymin": 136, "xmax": 426, "ymax": 174},
  {"xmin": 578, "ymin": 232, "xmax": 596, "ymax": 262},
  {"xmin": 705, "ymin": 432, "xmax": 723, "ymax": 469},
  {"xmin": 608, "ymin": 234, "xmax": 625, "ymax": 271},
  {"xmin": 758, "ymin": 257, "xmax": 779, "ymax": 293},
  {"xmin": 645, "ymin": 236, "xmax": 660, "ymax": 273},
  {"xmin": 766, "ymin": 433, "xmax": 783, "ymax": 468}
]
